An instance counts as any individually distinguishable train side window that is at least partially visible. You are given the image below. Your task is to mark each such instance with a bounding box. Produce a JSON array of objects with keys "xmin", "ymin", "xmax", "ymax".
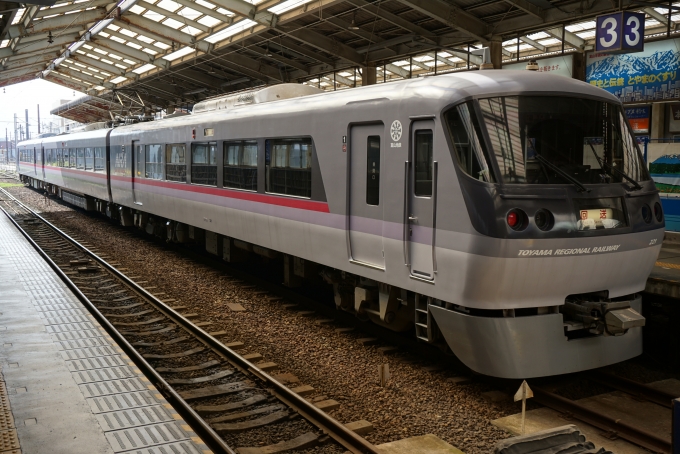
[
  {"xmin": 366, "ymin": 136, "xmax": 380, "ymax": 205},
  {"xmin": 145, "ymin": 144, "xmax": 163, "ymax": 180},
  {"xmin": 77, "ymin": 148, "xmax": 85, "ymax": 169},
  {"xmin": 94, "ymin": 147, "xmax": 105, "ymax": 171},
  {"xmin": 224, "ymin": 140, "xmax": 258, "ymax": 191},
  {"xmin": 85, "ymin": 147, "xmax": 93, "ymax": 170},
  {"xmin": 414, "ymin": 130, "xmax": 433, "ymax": 197},
  {"xmin": 165, "ymin": 144, "xmax": 186, "ymax": 182},
  {"xmin": 70, "ymin": 148, "xmax": 76, "ymax": 167},
  {"xmin": 445, "ymin": 102, "xmax": 495, "ymax": 183},
  {"xmin": 265, "ymin": 138, "xmax": 312, "ymax": 198},
  {"xmin": 191, "ymin": 142, "xmax": 217, "ymax": 186}
]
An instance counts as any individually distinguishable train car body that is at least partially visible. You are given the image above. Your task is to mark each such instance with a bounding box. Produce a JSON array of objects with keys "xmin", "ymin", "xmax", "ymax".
[{"xmin": 17, "ymin": 71, "xmax": 663, "ymax": 378}]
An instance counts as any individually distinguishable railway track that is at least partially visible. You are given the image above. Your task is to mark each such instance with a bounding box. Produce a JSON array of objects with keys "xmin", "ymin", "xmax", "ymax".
[{"xmin": 0, "ymin": 186, "xmax": 379, "ymax": 454}]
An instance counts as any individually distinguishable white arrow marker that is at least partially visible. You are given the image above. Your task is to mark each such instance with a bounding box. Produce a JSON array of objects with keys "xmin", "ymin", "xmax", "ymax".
[{"xmin": 513, "ymin": 380, "xmax": 534, "ymax": 435}]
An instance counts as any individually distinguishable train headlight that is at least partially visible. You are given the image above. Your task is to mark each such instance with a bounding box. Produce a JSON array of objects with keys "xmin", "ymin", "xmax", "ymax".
[
  {"xmin": 654, "ymin": 202, "xmax": 663, "ymax": 222},
  {"xmin": 641, "ymin": 204, "xmax": 652, "ymax": 224},
  {"xmin": 507, "ymin": 209, "xmax": 527, "ymax": 231},
  {"xmin": 534, "ymin": 209, "xmax": 554, "ymax": 231}
]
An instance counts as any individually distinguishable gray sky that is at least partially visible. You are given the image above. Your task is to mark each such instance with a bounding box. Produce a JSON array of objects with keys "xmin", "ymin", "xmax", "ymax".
[{"xmin": 0, "ymin": 79, "xmax": 82, "ymax": 140}]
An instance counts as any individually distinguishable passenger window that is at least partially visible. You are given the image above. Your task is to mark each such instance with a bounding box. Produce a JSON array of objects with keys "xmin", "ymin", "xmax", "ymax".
[
  {"xmin": 70, "ymin": 148, "xmax": 76, "ymax": 167},
  {"xmin": 165, "ymin": 144, "xmax": 186, "ymax": 182},
  {"xmin": 366, "ymin": 136, "xmax": 380, "ymax": 206},
  {"xmin": 85, "ymin": 147, "xmax": 93, "ymax": 170},
  {"xmin": 94, "ymin": 147, "xmax": 105, "ymax": 171},
  {"xmin": 77, "ymin": 148, "xmax": 84, "ymax": 169},
  {"xmin": 445, "ymin": 102, "xmax": 494, "ymax": 183},
  {"xmin": 224, "ymin": 140, "xmax": 258, "ymax": 191},
  {"xmin": 191, "ymin": 142, "xmax": 217, "ymax": 186},
  {"xmin": 265, "ymin": 138, "xmax": 312, "ymax": 198},
  {"xmin": 414, "ymin": 130, "xmax": 433, "ymax": 197},
  {"xmin": 145, "ymin": 144, "xmax": 163, "ymax": 179}
]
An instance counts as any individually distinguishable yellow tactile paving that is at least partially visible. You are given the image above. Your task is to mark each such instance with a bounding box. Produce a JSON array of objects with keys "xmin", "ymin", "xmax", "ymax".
[
  {"xmin": 0, "ymin": 430, "xmax": 20, "ymax": 452},
  {"xmin": 0, "ymin": 412, "xmax": 15, "ymax": 431},
  {"xmin": 655, "ymin": 261, "xmax": 680, "ymax": 270}
]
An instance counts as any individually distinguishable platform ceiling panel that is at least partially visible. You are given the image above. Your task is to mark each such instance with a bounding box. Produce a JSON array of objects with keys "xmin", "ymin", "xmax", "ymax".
[{"xmin": 2, "ymin": 0, "xmax": 679, "ymax": 117}]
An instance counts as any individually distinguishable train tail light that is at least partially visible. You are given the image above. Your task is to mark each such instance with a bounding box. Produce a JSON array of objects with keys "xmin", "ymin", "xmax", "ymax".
[
  {"xmin": 507, "ymin": 209, "xmax": 527, "ymax": 231},
  {"xmin": 642, "ymin": 204, "xmax": 652, "ymax": 224}
]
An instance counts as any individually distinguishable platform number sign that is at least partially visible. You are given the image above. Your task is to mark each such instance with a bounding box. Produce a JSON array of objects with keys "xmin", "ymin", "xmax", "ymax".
[{"xmin": 596, "ymin": 12, "xmax": 645, "ymax": 53}]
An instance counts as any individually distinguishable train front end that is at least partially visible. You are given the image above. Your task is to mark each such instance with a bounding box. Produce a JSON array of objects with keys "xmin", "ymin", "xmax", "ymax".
[{"xmin": 431, "ymin": 86, "xmax": 663, "ymax": 378}]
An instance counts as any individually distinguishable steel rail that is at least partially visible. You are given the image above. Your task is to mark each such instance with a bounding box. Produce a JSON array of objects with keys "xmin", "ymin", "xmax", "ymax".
[
  {"xmin": 586, "ymin": 370, "xmax": 677, "ymax": 409},
  {"xmin": 533, "ymin": 386, "xmax": 671, "ymax": 454},
  {"xmin": 0, "ymin": 187, "xmax": 380, "ymax": 454},
  {"xmin": 0, "ymin": 196, "xmax": 237, "ymax": 454}
]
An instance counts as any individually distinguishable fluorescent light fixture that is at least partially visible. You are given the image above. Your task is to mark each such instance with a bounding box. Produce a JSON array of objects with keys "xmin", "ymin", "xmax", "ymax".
[
  {"xmin": 268, "ymin": 0, "xmax": 313, "ymax": 14},
  {"xmin": 117, "ymin": 0, "xmax": 139, "ymax": 13},
  {"xmin": 54, "ymin": 56, "xmax": 67, "ymax": 66},
  {"xmin": 133, "ymin": 63, "xmax": 157, "ymax": 74},
  {"xmin": 111, "ymin": 76, "xmax": 128, "ymax": 84},
  {"xmin": 205, "ymin": 19, "xmax": 256, "ymax": 43},
  {"xmin": 42, "ymin": 69, "xmax": 52, "ymax": 78},
  {"xmin": 89, "ymin": 18, "xmax": 114, "ymax": 36},
  {"xmin": 164, "ymin": 46, "xmax": 194, "ymax": 60},
  {"xmin": 69, "ymin": 41, "xmax": 86, "ymax": 52}
]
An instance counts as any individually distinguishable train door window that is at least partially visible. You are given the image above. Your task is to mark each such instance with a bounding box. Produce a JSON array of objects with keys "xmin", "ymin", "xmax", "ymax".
[
  {"xmin": 85, "ymin": 147, "xmax": 93, "ymax": 170},
  {"xmin": 265, "ymin": 138, "xmax": 312, "ymax": 198},
  {"xmin": 135, "ymin": 144, "xmax": 145, "ymax": 178},
  {"xmin": 445, "ymin": 102, "xmax": 495, "ymax": 183},
  {"xmin": 70, "ymin": 148, "xmax": 77, "ymax": 167},
  {"xmin": 145, "ymin": 144, "xmax": 163, "ymax": 180},
  {"xmin": 414, "ymin": 130, "xmax": 433, "ymax": 197},
  {"xmin": 165, "ymin": 144, "xmax": 186, "ymax": 182},
  {"xmin": 224, "ymin": 140, "xmax": 257, "ymax": 190},
  {"xmin": 366, "ymin": 136, "xmax": 380, "ymax": 205},
  {"xmin": 191, "ymin": 142, "xmax": 217, "ymax": 186},
  {"xmin": 94, "ymin": 147, "xmax": 105, "ymax": 171}
]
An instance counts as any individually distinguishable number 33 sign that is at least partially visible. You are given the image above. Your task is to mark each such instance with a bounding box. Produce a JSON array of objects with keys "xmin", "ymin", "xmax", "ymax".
[{"xmin": 596, "ymin": 12, "xmax": 645, "ymax": 53}]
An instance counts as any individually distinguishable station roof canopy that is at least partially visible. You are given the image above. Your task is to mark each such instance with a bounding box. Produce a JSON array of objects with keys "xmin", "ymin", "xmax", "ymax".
[{"xmin": 1, "ymin": 0, "xmax": 679, "ymax": 120}]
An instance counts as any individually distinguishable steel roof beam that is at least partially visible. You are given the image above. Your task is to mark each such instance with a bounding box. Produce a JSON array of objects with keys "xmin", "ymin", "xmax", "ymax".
[
  {"xmin": 215, "ymin": 51, "xmax": 283, "ymax": 80},
  {"xmin": 35, "ymin": 0, "xmax": 111, "ymax": 18},
  {"xmin": 0, "ymin": 72, "xmax": 37, "ymax": 87},
  {"xmin": 0, "ymin": 52, "xmax": 52, "ymax": 70},
  {"xmin": 321, "ymin": 73, "xmax": 353, "ymax": 86},
  {"xmin": 171, "ymin": 0, "xmax": 229, "ymax": 22},
  {"xmin": 645, "ymin": 7, "xmax": 671, "ymax": 25},
  {"xmin": 58, "ymin": 65, "xmax": 108, "ymax": 86},
  {"xmin": 16, "ymin": 25, "xmax": 86, "ymax": 43},
  {"xmin": 137, "ymin": 0, "xmax": 211, "ymax": 33},
  {"xmin": 545, "ymin": 26, "xmax": 584, "ymax": 48},
  {"xmin": 246, "ymin": 45, "xmax": 308, "ymax": 71},
  {"xmin": 114, "ymin": 15, "xmax": 212, "ymax": 52},
  {"xmin": 103, "ymin": 29, "xmax": 166, "ymax": 53},
  {"xmin": 45, "ymin": 71, "xmax": 91, "ymax": 91},
  {"xmin": 0, "ymin": 62, "xmax": 45, "ymax": 79},
  {"xmin": 519, "ymin": 35, "xmax": 546, "ymax": 52},
  {"xmin": 426, "ymin": 51, "xmax": 462, "ymax": 68},
  {"xmin": 175, "ymin": 67, "xmax": 225, "ymax": 88},
  {"xmin": 396, "ymin": 0, "xmax": 489, "ymax": 41},
  {"xmin": 69, "ymin": 53, "xmax": 126, "ymax": 76},
  {"xmin": 385, "ymin": 62, "xmax": 410, "ymax": 77},
  {"xmin": 4, "ymin": 48, "xmax": 60, "ymax": 63},
  {"xmin": 265, "ymin": 35, "xmax": 335, "ymax": 65},
  {"xmin": 503, "ymin": 0, "xmax": 543, "ymax": 20},
  {"xmin": 92, "ymin": 38, "xmax": 170, "ymax": 68},
  {"xmin": 7, "ymin": 8, "xmax": 105, "ymax": 37},
  {"xmin": 0, "ymin": 33, "xmax": 78, "ymax": 58},
  {"xmin": 346, "ymin": 0, "xmax": 434, "ymax": 40},
  {"xmin": 207, "ymin": 0, "xmax": 277, "ymax": 27},
  {"xmin": 277, "ymin": 24, "xmax": 364, "ymax": 65}
]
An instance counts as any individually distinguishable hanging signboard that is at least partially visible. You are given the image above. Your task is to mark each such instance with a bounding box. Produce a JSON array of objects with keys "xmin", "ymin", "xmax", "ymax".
[
  {"xmin": 503, "ymin": 54, "xmax": 573, "ymax": 77},
  {"xmin": 586, "ymin": 38, "xmax": 680, "ymax": 102},
  {"xmin": 595, "ymin": 12, "xmax": 646, "ymax": 53},
  {"xmin": 624, "ymin": 106, "xmax": 650, "ymax": 133}
]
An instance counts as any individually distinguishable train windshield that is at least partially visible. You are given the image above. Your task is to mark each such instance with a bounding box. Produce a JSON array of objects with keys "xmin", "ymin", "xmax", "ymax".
[{"xmin": 476, "ymin": 96, "xmax": 649, "ymax": 185}]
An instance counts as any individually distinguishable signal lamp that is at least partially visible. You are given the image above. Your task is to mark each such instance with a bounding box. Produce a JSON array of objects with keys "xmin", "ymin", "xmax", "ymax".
[
  {"xmin": 534, "ymin": 209, "xmax": 554, "ymax": 231},
  {"xmin": 507, "ymin": 209, "xmax": 527, "ymax": 231},
  {"xmin": 642, "ymin": 204, "xmax": 652, "ymax": 224}
]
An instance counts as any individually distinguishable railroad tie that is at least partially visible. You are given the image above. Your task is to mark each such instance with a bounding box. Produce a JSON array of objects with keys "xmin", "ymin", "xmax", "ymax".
[
  {"xmin": 207, "ymin": 404, "xmax": 285, "ymax": 423},
  {"xmin": 179, "ymin": 381, "xmax": 251, "ymax": 401},
  {"xmin": 195, "ymin": 394, "xmax": 268, "ymax": 414},
  {"xmin": 237, "ymin": 432, "xmax": 320, "ymax": 454},
  {"xmin": 156, "ymin": 360, "xmax": 221, "ymax": 373},
  {"xmin": 112, "ymin": 316, "xmax": 165, "ymax": 327},
  {"xmin": 212, "ymin": 411, "xmax": 289, "ymax": 432},
  {"xmin": 165, "ymin": 369, "xmax": 235, "ymax": 385},
  {"xmin": 143, "ymin": 346, "xmax": 205, "ymax": 359}
]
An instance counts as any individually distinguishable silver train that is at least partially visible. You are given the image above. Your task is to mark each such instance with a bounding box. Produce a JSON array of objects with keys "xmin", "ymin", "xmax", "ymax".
[{"xmin": 16, "ymin": 71, "xmax": 663, "ymax": 378}]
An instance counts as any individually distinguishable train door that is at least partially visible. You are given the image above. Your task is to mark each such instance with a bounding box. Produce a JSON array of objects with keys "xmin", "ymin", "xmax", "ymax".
[
  {"xmin": 348, "ymin": 124, "xmax": 384, "ymax": 269},
  {"xmin": 131, "ymin": 140, "xmax": 143, "ymax": 204},
  {"xmin": 32, "ymin": 147, "xmax": 37, "ymax": 175},
  {"xmin": 407, "ymin": 120, "xmax": 437, "ymax": 280},
  {"xmin": 40, "ymin": 146, "xmax": 45, "ymax": 180}
]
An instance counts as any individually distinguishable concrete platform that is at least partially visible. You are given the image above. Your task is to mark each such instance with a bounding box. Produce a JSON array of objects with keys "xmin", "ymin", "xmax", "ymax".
[
  {"xmin": 0, "ymin": 213, "xmax": 212, "ymax": 454},
  {"xmin": 375, "ymin": 434, "xmax": 464, "ymax": 454},
  {"xmin": 491, "ymin": 379, "xmax": 680, "ymax": 454},
  {"xmin": 646, "ymin": 233, "xmax": 680, "ymax": 298}
]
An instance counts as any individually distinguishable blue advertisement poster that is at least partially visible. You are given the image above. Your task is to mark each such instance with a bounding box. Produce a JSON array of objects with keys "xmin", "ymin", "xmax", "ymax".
[{"xmin": 586, "ymin": 38, "xmax": 680, "ymax": 102}]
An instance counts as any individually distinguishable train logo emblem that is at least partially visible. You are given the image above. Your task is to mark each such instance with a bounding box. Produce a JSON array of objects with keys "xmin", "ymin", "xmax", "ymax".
[{"xmin": 390, "ymin": 120, "xmax": 402, "ymax": 142}]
